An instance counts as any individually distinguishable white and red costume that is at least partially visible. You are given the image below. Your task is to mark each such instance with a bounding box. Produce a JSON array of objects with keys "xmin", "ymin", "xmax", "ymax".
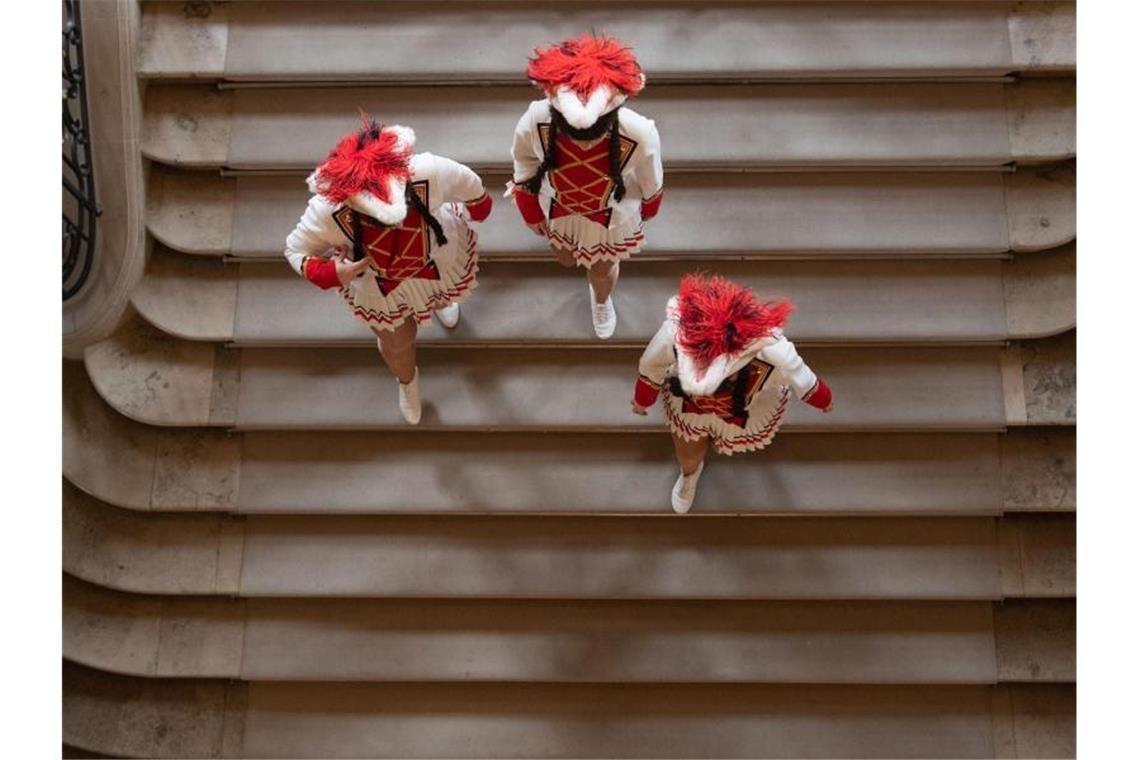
[
  {"xmin": 285, "ymin": 120, "xmax": 492, "ymax": 330},
  {"xmin": 634, "ymin": 275, "xmax": 833, "ymax": 456},
  {"xmin": 510, "ymin": 34, "xmax": 664, "ymax": 267}
]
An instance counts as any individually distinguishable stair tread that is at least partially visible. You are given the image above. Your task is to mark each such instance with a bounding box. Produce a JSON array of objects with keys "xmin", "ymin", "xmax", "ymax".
[
  {"xmin": 66, "ymin": 575, "xmax": 1012, "ymax": 684},
  {"xmin": 65, "ymin": 486, "xmax": 1011, "ymax": 600},
  {"xmin": 65, "ymin": 362, "xmax": 1075, "ymax": 514},
  {"xmin": 64, "ymin": 662, "xmax": 1075, "ymax": 759},
  {"xmin": 141, "ymin": 81, "xmax": 1074, "ymax": 169},
  {"xmin": 86, "ymin": 326, "xmax": 1019, "ymax": 430},
  {"xmin": 134, "ymin": 244, "xmax": 1075, "ymax": 344},
  {"xmin": 138, "ymin": 1, "xmax": 1074, "ymax": 81},
  {"xmin": 146, "ymin": 165, "xmax": 1077, "ymax": 258}
]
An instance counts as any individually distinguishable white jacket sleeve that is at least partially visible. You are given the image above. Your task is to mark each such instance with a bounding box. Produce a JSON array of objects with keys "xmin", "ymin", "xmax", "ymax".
[
  {"xmin": 638, "ymin": 317, "xmax": 677, "ymax": 385},
  {"xmin": 760, "ymin": 332, "xmax": 819, "ymax": 400},
  {"xmin": 632, "ymin": 119, "xmax": 664, "ymax": 200},
  {"xmin": 433, "ymin": 155, "xmax": 486, "ymax": 204},
  {"xmin": 511, "ymin": 104, "xmax": 543, "ymax": 185},
  {"xmin": 284, "ymin": 197, "xmax": 342, "ymax": 277}
]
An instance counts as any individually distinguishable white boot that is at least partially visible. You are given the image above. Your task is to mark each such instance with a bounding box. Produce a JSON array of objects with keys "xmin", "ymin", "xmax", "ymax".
[
  {"xmin": 589, "ymin": 283, "xmax": 616, "ymax": 340},
  {"xmin": 397, "ymin": 368, "xmax": 422, "ymax": 425},
  {"xmin": 671, "ymin": 461, "xmax": 705, "ymax": 514},
  {"xmin": 435, "ymin": 302, "xmax": 460, "ymax": 329}
]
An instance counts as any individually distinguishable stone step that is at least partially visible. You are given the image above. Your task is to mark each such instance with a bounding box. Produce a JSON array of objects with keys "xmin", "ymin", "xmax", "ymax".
[
  {"xmin": 64, "ymin": 361, "xmax": 1075, "ymax": 515},
  {"xmin": 63, "ymin": 574, "xmax": 1072, "ymax": 685},
  {"xmin": 141, "ymin": 80, "xmax": 1073, "ymax": 170},
  {"xmin": 63, "ymin": 661, "xmax": 1074, "ymax": 758},
  {"xmin": 133, "ymin": 244, "xmax": 1075, "ymax": 345},
  {"xmin": 146, "ymin": 165, "xmax": 1075, "ymax": 259},
  {"xmin": 83, "ymin": 322, "xmax": 1073, "ymax": 430},
  {"xmin": 63, "ymin": 484, "xmax": 1072, "ymax": 600},
  {"xmin": 138, "ymin": 1, "xmax": 1074, "ymax": 83}
]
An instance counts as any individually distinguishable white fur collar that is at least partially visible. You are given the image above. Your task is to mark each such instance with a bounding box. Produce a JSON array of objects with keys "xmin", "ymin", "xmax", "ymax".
[{"xmin": 551, "ymin": 84, "xmax": 627, "ymax": 130}]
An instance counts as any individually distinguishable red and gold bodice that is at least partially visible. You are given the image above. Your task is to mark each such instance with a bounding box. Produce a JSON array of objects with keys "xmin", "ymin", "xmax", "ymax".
[
  {"xmin": 538, "ymin": 124, "xmax": 636, "ymax": 227},
  {"xmin": 332, "ymin": 181, "xmax": 440, "ymax": 295},
  {"xmin": 671, "ymin": 358, "xmax": 776, "ymax": 427}
]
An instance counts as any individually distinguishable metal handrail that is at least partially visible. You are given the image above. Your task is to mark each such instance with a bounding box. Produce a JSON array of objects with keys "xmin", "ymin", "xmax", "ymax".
[{"xmin": 63, "ymin": 0, "xmax": 100, "ymax": 301}]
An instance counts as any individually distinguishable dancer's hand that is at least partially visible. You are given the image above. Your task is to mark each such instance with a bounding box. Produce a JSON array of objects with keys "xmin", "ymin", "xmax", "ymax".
[
  {"xmin": 631, "ymin": 401, "xmax": 649, "ymax": 416},
  {"xmin": 334, "ymin": 246, "xmax": 371, "ymax": 286},
  {"xmin": 527, "ymin": 220, "xmax": 549, "ymax": 237}
]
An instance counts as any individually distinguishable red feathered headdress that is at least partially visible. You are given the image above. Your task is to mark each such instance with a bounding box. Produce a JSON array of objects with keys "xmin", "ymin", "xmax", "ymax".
[
  {"xmin": 675, "ymin": 273, "xmax": 793, "ymax": 378},
  {"xmin": 527, "ymin": 33, "xmax": 645, "ymax": 129},
  {"xmin": 307, "ymin": 113, "xmax": 415, "ymax": 225}
]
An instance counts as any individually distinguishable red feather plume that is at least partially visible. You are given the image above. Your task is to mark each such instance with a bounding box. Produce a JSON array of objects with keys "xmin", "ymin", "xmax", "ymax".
[
  {"xmin": 311, "ymin": 113, "xmax": 413, "ymax": 205},
  {"xmin": 676, "ymin": 273, "xmax": 794, "ymax": 376},
  {"xmin": 526, "ymin": 33, "xmax": 644, "ymax": 98}
]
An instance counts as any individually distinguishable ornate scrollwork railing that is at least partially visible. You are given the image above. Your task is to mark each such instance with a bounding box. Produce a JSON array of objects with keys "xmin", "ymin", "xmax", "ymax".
[{"xmin": 63, "ymin": 0, "xmax": 100, "ymax": 301}]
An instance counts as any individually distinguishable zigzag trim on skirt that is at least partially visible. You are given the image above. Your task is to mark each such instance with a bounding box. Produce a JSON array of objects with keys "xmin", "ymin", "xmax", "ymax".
[
  {"xmin": 547, "ymin": 227, "xmax": 646, "ymax": 266},
  {"xmin": 664, "ymin": 388, "xmax": 791, "ymax": 456},
  {"xmin": 341, "ymin": 228, "xmax": 479, "ymax": 332}
]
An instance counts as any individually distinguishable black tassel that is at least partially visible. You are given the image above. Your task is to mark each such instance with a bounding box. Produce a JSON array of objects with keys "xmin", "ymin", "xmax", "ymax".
[
  {"xmin": 608, "ymin": 113, "xmax": 626, "ymax": 203},
  {"xmin": 351, "ymin": 210, "xmax": 364, "ymax": 262},
  {"xmin": 406, "ymin": 184, "xmax": 448, "ymax": 248}
]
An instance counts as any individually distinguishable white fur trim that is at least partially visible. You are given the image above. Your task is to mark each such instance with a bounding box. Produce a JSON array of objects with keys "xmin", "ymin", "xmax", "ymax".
[
  {"xmin": 552, "ymin": 85, "xmax": 627, "ymax": 129},
  {"xmin": 388, "ymin": 125, "xmax": 416, "ymax": 153},
  {"xmin": 348, "ymin": 176, "xmax": 408, "ymax": 225}
]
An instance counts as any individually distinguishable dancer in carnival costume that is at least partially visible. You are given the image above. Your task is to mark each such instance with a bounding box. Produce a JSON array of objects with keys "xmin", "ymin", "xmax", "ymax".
[
  {"xmin": 509, "ymin": 33, "xmax": 664, "ymax": 339},
  {"xmin": 632, "ymin": 274, "xmax": 834, "ymax": 513},
  {"xmin": 284, "ymin": 114, "xmax": 493, "ymax": 424}
]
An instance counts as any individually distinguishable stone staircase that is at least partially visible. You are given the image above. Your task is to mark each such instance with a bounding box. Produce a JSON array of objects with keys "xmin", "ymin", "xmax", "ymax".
[{"xmin": 63, "ymin": 1, "xmax": 1076, "ymax": 757}]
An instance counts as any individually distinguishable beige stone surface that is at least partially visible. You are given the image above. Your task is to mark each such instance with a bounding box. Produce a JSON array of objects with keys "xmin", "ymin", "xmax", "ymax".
[
  {"xmin": 63, "ymin": 662, "xmax": 230, "ymax": 759},
  {"xmin": 141, "ymin": 85, "xmax": 232, "ymax": 166},
  {"xmin": 1003, "ymin": 243, "xmax": 1075, "ymax": 338},
  {"xmin": 994, "ymin": 599, "xmax": 1075, "ymax": 681},
  {"xmin": 63, "ymin": 482, "xmax": 243, "ymax": 594},
  {"xmin": 143, "ymin": 81, "xmax": 1058, "ymax": 170},
  {"xmin": 146, "ymin": 165, "xmax": 236, "ymax": 254},
  {"xmin": 999, "ymin": 514, "xmax": 1075, "ymax": 597},
  {"xmin": 1000, "ymin": 429, "xmax": 1075, "ymax": 511},
  {"xmin": 1008, "ymin": 2, "xmax": 1077, "ymax": 72},
  {"xmin": 234, "ymin": 344, "xmax": 1007, "ymax": 430},
  {"xmin": 238, "ymin": 515, "xmax": 1001, "ymax": 599},
  {"xmin": 137, "ymin": 0, "xmax": 228, "ymax": 78},
  {"xmin": 131, "ymin": 246, "xmax": 238, "ymax": 341},
  {"xmin": 240, "ymin": 682, "xmax": 996, "ymax": 759},
  {"xmin": 84, "ymin": 317, "xmax": 222, "ymax": 427},
  {"xmin": 223, "ymin": 256, "xmax": 1012, "ymax": 346},
  {"xmin": 129, "ymin": 244, "xmax": 235, "ymax": 339},
  {"xmin": 63, "ymin": 360, "xmax": 158, "ymax": 511},
  {"xmin": 1004, "ymin": 164, "xmax": 1076, "ymax": 251},
  {"xmin": 63, "ymin": 573, "xmax": 161, "ymax": 676},
  {"xmin": 1006, "ymin": 684, "xmax": 1076, "ymax": 758},
  {"xmin": 156, "ymin": 597, "xmax": 245, "ymax": 678},
  {"xmin": 153, "ymin": 167, "xmax": 1073, "ymax": 258},
  {"xmin": 208, "ymin": 2, "xmax": 1040, "ymax": 81},
  {"xmin": 1020, "ymin": 332, "xmax": 1076, "ymax": 424},
  {"xmin": 150, "ymin": 428, "xmax": 242, "ymax": 511},
  {"xmin": 1005, "ymin": 80, "xmax": 1075, "ymax": 162},
  {"xmin": 235, "ymin": 431, "xmax": 1005, "ymax": 515}
]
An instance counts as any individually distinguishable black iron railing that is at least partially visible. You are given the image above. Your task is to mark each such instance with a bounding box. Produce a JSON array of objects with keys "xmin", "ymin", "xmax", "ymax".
[{"xmin": 63, "ymin": 0, "xmax": 100, "ymax": 301}]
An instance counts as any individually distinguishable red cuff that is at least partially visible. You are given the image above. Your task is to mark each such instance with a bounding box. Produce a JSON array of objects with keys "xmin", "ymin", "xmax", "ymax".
[
  {"xmin": 640, "ymin": 189, "xmax": 664, "ymax": 221},
  {"xmin": 512, "ymin": 186, "xmax": 546, "ymax": 225},
  {"xmin": 803, "ymin": 378, "xmax": 832, "ymax": 410},
  {"xmin": 303, "ymin": 257, "xmax": 341, "ymax": 290},
  {"xmin": 634, "ymin": 376, "xmax": 662, "ymax": 408},
  {"xmin": 465, "ymin": 192, "xmax": 493, "ymax": 222}
]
